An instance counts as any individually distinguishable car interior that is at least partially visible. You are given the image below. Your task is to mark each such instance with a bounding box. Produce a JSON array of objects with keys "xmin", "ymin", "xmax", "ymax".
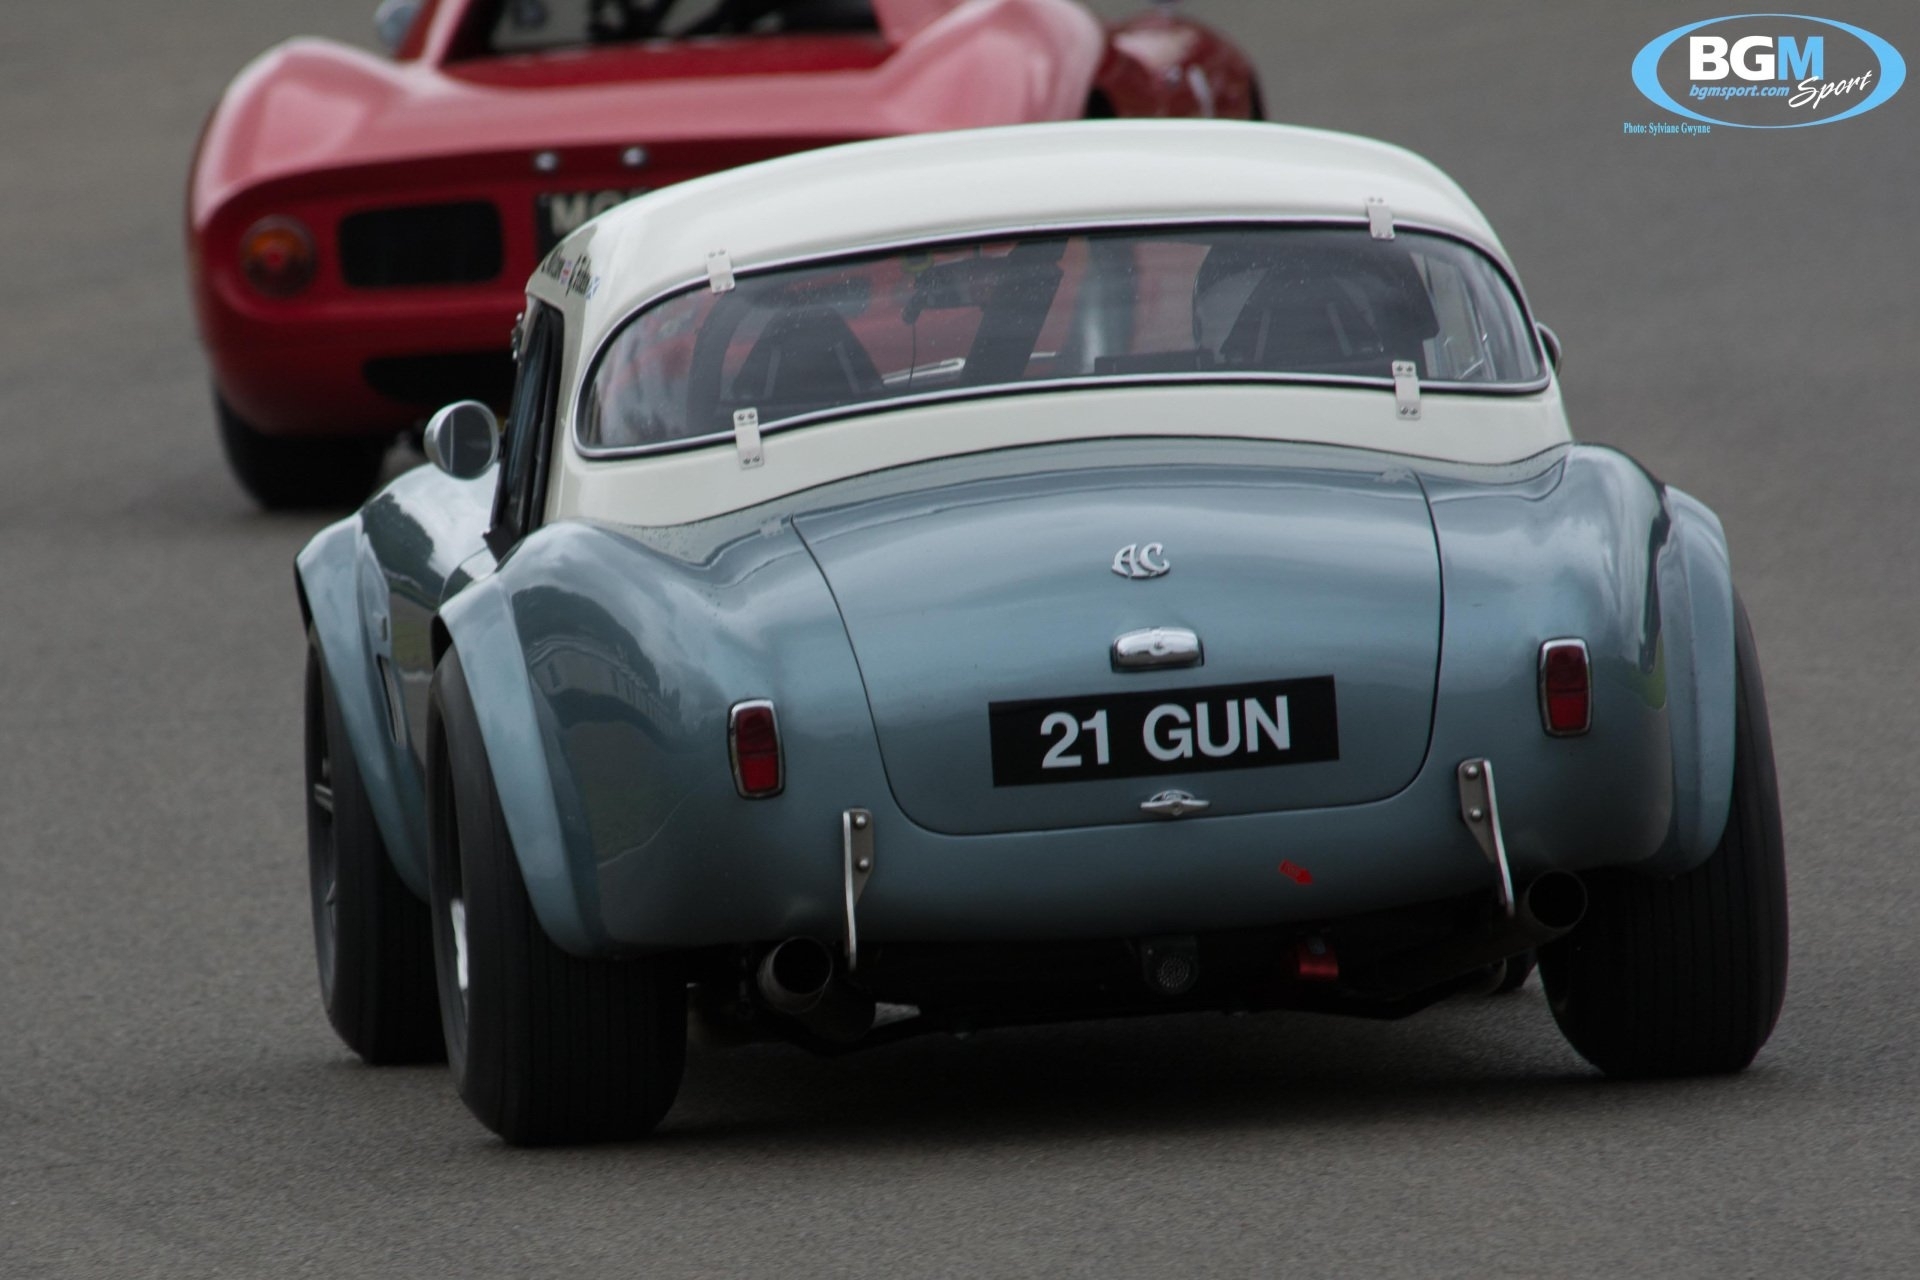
[
  {"xmin": 487, "ymin": 0, "xmax": 879, "ymax": 50},
  {"xmin": 584, "ymin": 228, "xmax": 1535, "ymax": 449}
]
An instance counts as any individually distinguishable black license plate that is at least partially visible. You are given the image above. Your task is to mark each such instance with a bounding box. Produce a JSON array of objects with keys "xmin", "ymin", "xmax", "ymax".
[
  {"xmin": 989, "ymin": 677, "xmax": 1338, "ymax": 787},
  {"xmin": 534, "ymin": 189, "xmax": 649, "ymax": 256}
]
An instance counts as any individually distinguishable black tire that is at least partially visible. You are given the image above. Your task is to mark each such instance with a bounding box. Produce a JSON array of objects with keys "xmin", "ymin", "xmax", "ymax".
[
  {"xmin": 305, "ymin": 637, "xmax": 444, "ymax": 1064},
  {"xmin": 1539, "ymin": 595, "xmax": 1787, "ymax": 1077},
  {"xmin": 1248, "ymin": 82, "xmax": 1268, "ymax": 122},
  {"xmin": 216, "ymin": 392, "xmax": 388, "ymax": 511},
  {"xmin": 427, "ymin": 647, "xmax": 686, "ymax": 1145}
]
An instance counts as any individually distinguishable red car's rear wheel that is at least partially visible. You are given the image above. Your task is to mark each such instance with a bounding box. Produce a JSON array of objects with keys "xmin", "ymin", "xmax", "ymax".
[{"xmin": 217, "ymin": 392, "xmax": 389, "ymax": 511}]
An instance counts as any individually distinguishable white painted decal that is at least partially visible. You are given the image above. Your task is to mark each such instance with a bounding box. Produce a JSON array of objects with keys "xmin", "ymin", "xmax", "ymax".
[
  {"xmin": 1144, "ymin": 704, "xmax": 1193, "ymax": 761},
  {"xmin": 1041, "ymin": 710, "xmax": 1111, "ymax": 768}
]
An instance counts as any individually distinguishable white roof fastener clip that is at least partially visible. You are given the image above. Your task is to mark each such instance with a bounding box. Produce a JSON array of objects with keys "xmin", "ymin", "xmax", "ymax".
[
  {"xmin": 733, "ymin": 407, "xmax": 764, "ymax": 469},
  {"xmin": 1392, "ymin": 361, "xmax": 1421, "ymax": 420},
  {"xmin": 1366, "ymin": 197, "xmax": 1394, "ymax": 240},
  {"xmin": 707, "ymin": 249, "xmax": 736, "ymax": 293}
]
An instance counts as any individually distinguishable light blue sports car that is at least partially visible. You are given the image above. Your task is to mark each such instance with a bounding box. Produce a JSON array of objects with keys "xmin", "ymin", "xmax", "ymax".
[{"xmin": 296, "ymin": 120, "xmax": 1787, "ymax": 1144}]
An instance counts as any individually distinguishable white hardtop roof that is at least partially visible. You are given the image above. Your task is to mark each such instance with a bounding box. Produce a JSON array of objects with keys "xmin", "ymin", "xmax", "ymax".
[{"xmin": 533, "ymin": 120, "xmax": 1512, "ymax": 342}]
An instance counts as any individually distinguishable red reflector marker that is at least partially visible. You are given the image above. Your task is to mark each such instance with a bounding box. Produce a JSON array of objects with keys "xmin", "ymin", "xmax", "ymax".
[
  {"xmin": 1538, "ymin": 639, "xmax": 1592, "ymax": 736},
  {"xmin": 1294, "ymin": 937, "xmax": 1339, "ymax": 982},
  {"xmin": 729, "ymin": 700, "xmax": 783, "ymax": 797}
]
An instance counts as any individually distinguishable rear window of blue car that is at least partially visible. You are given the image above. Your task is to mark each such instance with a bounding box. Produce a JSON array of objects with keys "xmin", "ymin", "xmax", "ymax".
[{"xmin": 579, "ymin": 225, "xmax": 1546, "ymax": 455}]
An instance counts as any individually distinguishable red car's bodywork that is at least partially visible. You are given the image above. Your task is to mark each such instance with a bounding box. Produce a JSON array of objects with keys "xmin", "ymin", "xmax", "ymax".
[{"xmin": 187, "ymin": 0, "xmax": 1260, "ymax": 505}]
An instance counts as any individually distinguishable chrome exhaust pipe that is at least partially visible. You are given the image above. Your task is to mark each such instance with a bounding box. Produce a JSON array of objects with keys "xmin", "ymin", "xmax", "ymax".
[
  {"xmin": 1520, "ymin": 869, "xmax": 1587, "ymax": 934},
  {"xmin": 1356, "ymin": 872, "xmax": 1587, "ymax": 999},
  {"xmin": 755, "ymin": 938, "xmax": 875, "ymax": 1043}
]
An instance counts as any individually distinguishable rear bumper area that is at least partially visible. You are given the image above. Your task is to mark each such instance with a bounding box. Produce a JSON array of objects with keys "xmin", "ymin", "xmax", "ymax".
[
  {"xmin": 200, "ymin": 284, "xmax": 520, "ymax": 437},
  {"xmin": 589, "ymin": 742, "xmax": 1668, "ymax": 953}
]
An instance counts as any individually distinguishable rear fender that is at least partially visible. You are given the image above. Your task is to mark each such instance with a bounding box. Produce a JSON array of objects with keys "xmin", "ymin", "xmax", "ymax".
[
  {"xmin": 295, "ymin": 519, "xmax": 430, "ymax": 897},
  {"xmin": 1424, "ymin": 446, "xmax": 1677, "ymax": 876},
  {"xmin": 435, "ymin": 516, "xmax": 888, "ymax": 956},
  {"xmin": 1427, "ymin": 446, "xmax": 1741, "ymax": 877},
  {"xmin": 437, "ymin": 572, "xmax": 607, "ymax": 955},
  {"xmin": 188, "ymin": 39, "xmax": 403, "ymax": 231},
  {"xmin": 1648, "ymin": 485, "xmax": 1737, "ymax": 874}
]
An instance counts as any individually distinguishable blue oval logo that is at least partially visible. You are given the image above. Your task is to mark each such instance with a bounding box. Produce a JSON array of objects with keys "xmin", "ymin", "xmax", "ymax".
[{"xmin": 1633, "ymin": 14, "xmax": 1905, "ymax": 128}]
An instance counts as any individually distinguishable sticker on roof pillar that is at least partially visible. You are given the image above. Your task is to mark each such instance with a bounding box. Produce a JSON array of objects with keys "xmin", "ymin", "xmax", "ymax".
[{"xmin": 539, "ymin": 250, "xmax": 601, "ymax": 300}]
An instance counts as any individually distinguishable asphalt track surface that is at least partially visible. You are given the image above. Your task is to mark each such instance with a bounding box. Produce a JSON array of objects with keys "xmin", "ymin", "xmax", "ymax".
[{"xmin": 4, "ymin": 2, "xmax": 1919, "ymax": 1276}]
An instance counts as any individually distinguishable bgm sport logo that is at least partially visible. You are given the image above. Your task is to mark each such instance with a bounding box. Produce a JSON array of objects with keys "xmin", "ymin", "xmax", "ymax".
[{"xmin": 1631, "ymin": 14, "xmax": 1904, "ymax": 130}]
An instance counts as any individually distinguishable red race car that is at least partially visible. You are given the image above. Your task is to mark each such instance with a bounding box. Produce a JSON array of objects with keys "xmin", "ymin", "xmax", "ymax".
[{"xmin": 187, "ymin": 0, "xmax": 1262, "ymax": 508}]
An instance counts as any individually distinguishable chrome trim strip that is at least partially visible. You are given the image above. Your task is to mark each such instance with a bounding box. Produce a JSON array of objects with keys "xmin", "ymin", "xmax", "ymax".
[
  {"xmin": 575, "ymin": 372, "xmax": 1555, "ymax": 462},
  {"xmin": 1457, "ymin": 759, "xmax": 1516, "ymax": 918},
  {"xmin": 571, "ymin": 215, "xmax": 1552, "ymax": 461}
]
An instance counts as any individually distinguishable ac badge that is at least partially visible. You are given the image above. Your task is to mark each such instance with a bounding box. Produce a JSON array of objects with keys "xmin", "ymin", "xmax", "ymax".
[{"xmin": 1112, "ymin": 542, "xmax": 1170, "ymax": 579}]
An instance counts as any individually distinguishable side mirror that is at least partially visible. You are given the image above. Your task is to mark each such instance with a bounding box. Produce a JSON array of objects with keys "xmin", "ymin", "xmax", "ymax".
[
  {"xmin": 1536, "ymin": 323, "xmax": 1563, "ymax": 373},
  {"xmin": 423, "ymin": 401, "xmax": 500, "ymax": 479},
  {"xmin": 374, "ymin": 0, "xmax": 423, "ymax": 55}
]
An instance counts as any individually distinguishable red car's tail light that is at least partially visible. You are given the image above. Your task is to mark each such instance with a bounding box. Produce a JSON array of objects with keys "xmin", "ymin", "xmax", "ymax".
[
  {"xmin": 729, "ymin": 700, "xmax": 783, "ymax": 797},
  {"xmin": 240, "ymin": 216, "xmax": 316, "ymax": 297},
  {"xmin": 1539, "ymin": 639, "xmax": 1591, "ymax": 736}
]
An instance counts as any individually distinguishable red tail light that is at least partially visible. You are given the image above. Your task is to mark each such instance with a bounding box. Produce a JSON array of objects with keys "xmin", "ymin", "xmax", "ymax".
[
  {"xmin": 240, "ymin": 216, "xmax": 316, "ymax": 298},
  {"xmin": 1539, "ymin": 639, "xmax": 1591, "ymax": 736},
  {"xmin": 729, "ymin": 700, "xmax": 783, "ymax": 797}
]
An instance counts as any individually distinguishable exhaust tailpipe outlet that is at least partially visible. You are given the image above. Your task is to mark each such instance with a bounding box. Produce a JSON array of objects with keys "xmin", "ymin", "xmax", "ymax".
[
  {"xmin": 757, "ymin": 938, "xmax": 833, "ymax": 1016},
  {"xmin": 1356, "ymin": 872, "xmax": 1587, "ymax": 998},
  {"xmin": 756, "ymin": 938, "xmax": 875, "ymax": 1043},
  {"xmin": 1519, "ymin": 869, "xmax": 1586, "ymax": 934}
]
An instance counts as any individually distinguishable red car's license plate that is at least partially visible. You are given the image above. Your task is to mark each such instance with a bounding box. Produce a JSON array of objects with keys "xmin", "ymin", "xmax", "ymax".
[
  {"xmin": 534, "ymin": 189, "xmax": 649, "ymax": 256},
  {"xmin": 988, "ymin": 677, "xmax": 1339, "ymax": 787}
]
